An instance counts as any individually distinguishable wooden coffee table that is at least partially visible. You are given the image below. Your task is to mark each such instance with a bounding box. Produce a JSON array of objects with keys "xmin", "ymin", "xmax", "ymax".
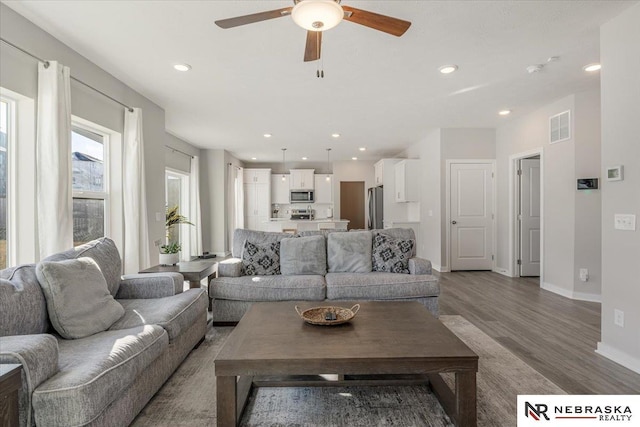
[{"xmin": 214, "ymin": 301, "xmax": 478, "ymax": 427}]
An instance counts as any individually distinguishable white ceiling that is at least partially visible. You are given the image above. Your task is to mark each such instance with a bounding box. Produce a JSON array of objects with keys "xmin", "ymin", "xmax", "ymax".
[{"xmin": 4, "ymin": 1, "xmax": 636, "ymax": 163}]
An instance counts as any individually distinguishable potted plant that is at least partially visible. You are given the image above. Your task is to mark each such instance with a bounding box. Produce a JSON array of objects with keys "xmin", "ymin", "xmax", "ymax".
[{"xmin": 159, "ymin": 205, "xmax": 193, "ymax": 266}]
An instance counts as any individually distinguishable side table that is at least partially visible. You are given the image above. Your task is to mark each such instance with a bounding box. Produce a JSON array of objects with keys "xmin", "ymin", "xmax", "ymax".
[
  {"xmin": 0, "ymin": 364, "xmax": 22, "ymax": 427},
  {"xmin": 139, "ymin": 259, "xmax": 218, "ymax": 290}
]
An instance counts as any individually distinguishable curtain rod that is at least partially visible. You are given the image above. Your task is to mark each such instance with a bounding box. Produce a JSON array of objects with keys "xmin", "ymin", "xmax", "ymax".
[
  {"xmin": 1, "ymin": 37, "xmax": 134, "ymax": 113},
  {"xmin": 166, "ymin": 145, "xmax": 194, "ymax": 159}
]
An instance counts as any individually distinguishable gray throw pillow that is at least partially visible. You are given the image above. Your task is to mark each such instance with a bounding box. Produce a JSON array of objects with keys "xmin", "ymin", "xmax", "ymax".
[
  {"xmin": 327, "ymin": 230, "xmax": 373, "ymax": 273},
  {"xmin": 280, "ymin": 235, "xmax": 327, "ymax": 275},
  {"xmin": 35, "ymin": 257, "xmax": 125, "ymax": 339},
  {"xmin": 242, "ymin": 240, "xmax": 281, "ymax": 276},
  {"xmin": 372, "ymin": 233, "xmax": 414, "ymax": 274}
]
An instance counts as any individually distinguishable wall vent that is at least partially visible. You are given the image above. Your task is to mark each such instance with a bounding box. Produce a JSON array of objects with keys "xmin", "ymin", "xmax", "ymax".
[{"xmin": 549, "ymin": 110, "xmax": 571, "ymax": 144}]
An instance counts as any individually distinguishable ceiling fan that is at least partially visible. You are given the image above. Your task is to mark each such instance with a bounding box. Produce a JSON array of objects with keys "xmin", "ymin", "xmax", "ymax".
[{"xmin": 215, "ymin": 0, "xmax": 411, "ymax": 62}]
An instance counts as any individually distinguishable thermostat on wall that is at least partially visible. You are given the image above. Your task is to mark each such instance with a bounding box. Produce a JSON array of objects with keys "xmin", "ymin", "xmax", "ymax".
[{"xmin": 577, "ymin": 178, "xmax": 598, "ymax": 190}]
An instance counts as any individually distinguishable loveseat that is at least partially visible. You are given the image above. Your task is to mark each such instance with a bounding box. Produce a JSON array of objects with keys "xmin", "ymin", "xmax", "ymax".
[
  {"xmin": 209, "ymin": 228, "xmax": 440, "ymax": 322},
  {"xmin": 0, "ymin": 238, "xmax": 208, "ymax": 427}
]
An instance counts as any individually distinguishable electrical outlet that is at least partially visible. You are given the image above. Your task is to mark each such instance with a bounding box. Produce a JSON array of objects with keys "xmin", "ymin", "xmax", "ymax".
[
  {"xmin": 579, "ymin": 268, "xmax": 589, "ymax": 282},
  {"xmin": 154, "ymin": 239, "xmax": 161, "ymax": 247},
  {"xmin": 614, "ymin": 309, "xmax": 624, "ymax": 327}
]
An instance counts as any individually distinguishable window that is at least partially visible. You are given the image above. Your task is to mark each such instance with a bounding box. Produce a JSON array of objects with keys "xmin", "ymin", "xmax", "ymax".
[
  {"xmin": 165, "ymin": 169, "xmax": 191, "ymax": 258},
  {"xmin": 0, "ymin": 99, "xmax": 10, "ymax": 268},
  {"xmin": 71, "ymin": 124, "xmax": 108, "ymax": 245}
]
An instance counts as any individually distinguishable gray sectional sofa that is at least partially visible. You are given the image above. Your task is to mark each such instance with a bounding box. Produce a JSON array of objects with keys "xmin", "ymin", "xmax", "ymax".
[
  {"xmin": 0, "ymin": 238, "xmax": 208, "ymax": 427},
  {"xmin": 209, "ymin": 228, "xmax": 440, "ymax": 322}
]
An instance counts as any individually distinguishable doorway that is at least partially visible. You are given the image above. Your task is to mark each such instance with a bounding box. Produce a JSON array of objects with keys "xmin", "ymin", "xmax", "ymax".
[
  {"xmin": 516, "ymin": 156, "xmax": 541, "ymax": 277},
  {"xmin": 340, "ymin": 181, "xmax": 365, "ymax": 230},
  {"xmin": 447, "ymin": 161, "xmax": 495, "ymax": 271}
]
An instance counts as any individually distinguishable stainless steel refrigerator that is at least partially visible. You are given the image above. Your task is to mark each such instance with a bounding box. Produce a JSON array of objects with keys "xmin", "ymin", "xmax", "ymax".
[{"xmin": 367, "ymin": 186, "xmax": 384, "ymax": 229}]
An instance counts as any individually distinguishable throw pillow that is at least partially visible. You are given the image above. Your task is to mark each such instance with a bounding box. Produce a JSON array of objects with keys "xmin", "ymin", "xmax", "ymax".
[
  {"xmin": 242, "ymin": 240, "xmax": 281, "ymax": 276},
  {"xmin": 371, "ymin": 233, "xmax": 415, "ymax": 274},
  {"xmin": 35, "ymin": 257, "xmax": 125, "ymax": 339},
  {"xmin": 280, "ymin": 235, "xmax": 327, "ymax": 275},
  {"xmin": 327, "ymin": 230, "xmax": 372, "ymax": 273}
]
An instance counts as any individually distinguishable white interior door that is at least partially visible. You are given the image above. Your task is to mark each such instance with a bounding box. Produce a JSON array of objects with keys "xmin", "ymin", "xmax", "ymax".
[
  {"xmin": 450, "ymin": 163, "xmax": 494, "ymax": 271},
  {"xmin": 519, "ymin": 158, "xmax": 541, "ymax": 276}
]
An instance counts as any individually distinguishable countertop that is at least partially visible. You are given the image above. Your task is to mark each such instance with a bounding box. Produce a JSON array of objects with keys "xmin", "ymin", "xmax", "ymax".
[{"xmin": 266, "ymin": 218, "xmax": 350, "ymax": 222}]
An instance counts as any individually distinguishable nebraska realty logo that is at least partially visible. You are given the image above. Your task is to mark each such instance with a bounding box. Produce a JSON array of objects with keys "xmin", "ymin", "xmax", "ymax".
[{"xmin": 518, "ymin": 395, "xmax": 640, "ymax": 426}]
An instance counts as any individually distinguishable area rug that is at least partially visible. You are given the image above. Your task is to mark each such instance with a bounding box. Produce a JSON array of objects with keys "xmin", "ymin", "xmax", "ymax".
[{"xmin": 131, "ymin": 315, "xmax": 565, "ymax": 427}]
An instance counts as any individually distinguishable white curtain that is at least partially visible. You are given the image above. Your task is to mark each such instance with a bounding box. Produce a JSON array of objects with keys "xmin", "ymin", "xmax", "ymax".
[
  {"xmin": 227, "ymin": 165, "xmax": 244, "ymax": 253},
  {"xmin": 36, "ymin": 61, "xmax": 73, "ymax": 258},
  {"xmin": 123, "ymin": 108, "xmax": 151, "ymax": 273},
  {"xmin": 189, "ymin": 155, "xmax": 203, "ymax": 257}
]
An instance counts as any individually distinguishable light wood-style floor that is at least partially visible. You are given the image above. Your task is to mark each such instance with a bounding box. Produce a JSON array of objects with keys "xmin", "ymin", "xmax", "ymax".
[{"xmin": 437, "ymin": 271, "xmax": 640, "ymax": 394}]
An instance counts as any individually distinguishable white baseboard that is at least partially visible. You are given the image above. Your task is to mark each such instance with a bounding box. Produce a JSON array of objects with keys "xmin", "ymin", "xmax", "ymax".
[
  {"xmin": 542, "ymin": 282, "xmax": 602, "ymax": 302},
  {"xmin": 596, "ymin": 342, "xmax": 640, "ymax": 375},
  {"xmin": 492, "ymin": 267, "xmax": 512, "ymax": 277},
  {"xmin": 214, "ymin": 251, "xmax": 230, "ymax": 258},
  {"xmin": 432, "ymin": 264, "xmax": 449, "ymax": 273}
]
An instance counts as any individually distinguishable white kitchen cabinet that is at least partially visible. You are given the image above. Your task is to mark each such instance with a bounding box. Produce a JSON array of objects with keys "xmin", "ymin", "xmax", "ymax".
[
  {"xmin": 290, "ymin": 169, "xmax": 315, "ymax": 190},
  {"xmin": 374, "ymin": 160, "xmax": 384, "ymax": 187},
  {"xmin": 271, "ymin": 174, "xmax": 290, "ymax": 204},
  {"xmin": 314, "ymin": 174, "xmax": 333, "ymax": 204},
  {"xmin": 394, "ymin": 160, "xmax": 420, "ymax": 202},
  {"xmin": 244, "ymin": 168, "xmax": 271, "ymax": 230}
]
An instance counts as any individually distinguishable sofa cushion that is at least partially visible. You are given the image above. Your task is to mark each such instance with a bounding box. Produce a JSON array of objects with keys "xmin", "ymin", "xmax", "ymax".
[
  {"xmin": 327, "ymin": 230, "xmax": 372, "ymax": 273},
  {"xmin": 372, "ymin": 233, "xmax": 415, "ymax": 274},
  {"xmin": 325, "ymin": 272, "xmax": 439, "ymax": 300},
  {"xmin": 109, "ymin": 289, "xmax": 207, "ymax": 341},
  {"xmin": 280, "ymin": 235, "xmax": 327, "ymax": 275},
  {"xmin": 1, "ymin": 264, "xmax": 50, "ymax": 336},
  {"xmin": 36, "ymin": 258, "xmax": 125, "ymax": 339},
  {"xmin": 32, "ymin": 325, "xmax": 168, "ymax": 427},
  {"xmin": 233, "ymin": 229, "xmax": 294, "ymax": 258},
  {"xmin": 43, "ymin": 237, "xmax": 122, "ymax": 296},
  {"xmin": 210, "ymin": 275, "xmax": 325, "ymax": 301},
  {"xmin": 242, "ymin": 240, "xmax": 281, "ymax": 276}
]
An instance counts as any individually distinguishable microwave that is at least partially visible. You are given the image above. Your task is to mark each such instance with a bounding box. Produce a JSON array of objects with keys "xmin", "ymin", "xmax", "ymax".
[{"xmin": 290, "ymin": 190, "xmax": 314, "ymax": 203}]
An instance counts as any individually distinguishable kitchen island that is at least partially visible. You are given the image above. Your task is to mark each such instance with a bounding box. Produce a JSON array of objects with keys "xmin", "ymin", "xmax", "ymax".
[{"xmin": 262, "ymin": 218, "xmax": 350, "ymax": 233}]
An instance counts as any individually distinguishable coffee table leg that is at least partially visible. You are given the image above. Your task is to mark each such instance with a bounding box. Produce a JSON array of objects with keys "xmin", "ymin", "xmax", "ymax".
[
  {"xmin": 217, "ymin": 376, "xmax": 237, "ymax": 427},
  {"xmin": 455, "ymin": 371, "xmax": 477, "ymax": 427}
]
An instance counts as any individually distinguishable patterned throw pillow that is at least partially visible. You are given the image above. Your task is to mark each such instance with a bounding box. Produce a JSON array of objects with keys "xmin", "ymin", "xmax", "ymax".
[
  {"xmin": 242, "ymin": 240, "xmax": 281, "ymax": 276},
  {"xmin": 371, "ymin": 233, "xmax": 414, "ymax": 274}
]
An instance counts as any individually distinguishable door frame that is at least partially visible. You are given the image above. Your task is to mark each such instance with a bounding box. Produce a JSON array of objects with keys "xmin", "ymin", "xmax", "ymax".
[
  {"xmin": 509, "ymin": 148, "xmax": 544, "ymax": 283},
  {"xmin": 445, "ymin": 159, "xmax": 496, "ymax": 272}
]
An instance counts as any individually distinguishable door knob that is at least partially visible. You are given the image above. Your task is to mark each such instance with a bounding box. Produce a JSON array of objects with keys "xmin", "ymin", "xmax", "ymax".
[{"xmin": 451, "ymin": 220, "xmax": 457, "ymax": 224}]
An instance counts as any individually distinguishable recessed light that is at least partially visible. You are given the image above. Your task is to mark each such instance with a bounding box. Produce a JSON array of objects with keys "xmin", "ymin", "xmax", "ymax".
[
  {"xmin": 263, "ymin": 133, "xmax": 272, "ymax": 138},
  {"xmin": 499, "ymin": 110, "xmax": 511, "ymax": 116},
  {"xmin": 438, "ymin": 65, "xmax": 458, "ymax": 74},
  {"xmin": 173, "ymin": 63, "xmax": 191, "ymax": 72},
  {"xmin": 302, "ymin": 157, "xmax": 308, "ymax": 160},
  {"xmin": 359, "ymin": 147, "xmax": 366, "ymax": 151},
  {"xmin": 251, "ymin": 157, "xmax": 257, "ymax": 160},
  {"xmin": 352, "ymin": 157, "xmax": 358, "ymax": 160},
  {"xmin": 331, "ymin": 133, "xmax": 341, "ymax": 138},
  {"xmin": 583, "ymin": 63, "xmax": 601, "ymax": 72}
]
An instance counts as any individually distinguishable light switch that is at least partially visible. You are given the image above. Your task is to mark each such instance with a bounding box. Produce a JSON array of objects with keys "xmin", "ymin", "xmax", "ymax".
[{"xmin": 614, "ymin": 214, "xmax": 636, "ymax": 231}]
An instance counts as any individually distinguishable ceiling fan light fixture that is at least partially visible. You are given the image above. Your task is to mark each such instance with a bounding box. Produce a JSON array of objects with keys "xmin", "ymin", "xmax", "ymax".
[{"xmin": 292, "ymin": 0, "xmax": 344, "ymax": 32}]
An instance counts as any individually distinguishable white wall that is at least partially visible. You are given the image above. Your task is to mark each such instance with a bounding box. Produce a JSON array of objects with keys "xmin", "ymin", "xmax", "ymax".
[
  {"xmin": 597, "ymin": 2, "xmax": 640, "ymax": 374},
  {"xmin": 0, "ymin": 4, "xmax": 201, "ymax": 265}
]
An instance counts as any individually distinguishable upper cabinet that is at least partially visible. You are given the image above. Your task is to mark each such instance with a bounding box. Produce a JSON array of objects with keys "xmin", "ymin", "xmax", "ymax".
[
  {"xmin": 314, "ymin": 174, "xmax": 333, "ymax": 204},
  {"xmin": 374, "ymin": 160, "xmax": 384, "ymax": 187},
  {"xmin": 290, "ymin": 169, "xmax": 315, "ymax": 190},
  {"xmin": 394, "ymin": 160, "xmax": 420, "ymax": 202},
  {"xmin": 271, "ymin": 174, "xmax": 290, "ymax": 204},
  {"xmin": 244, "ymin": 168, "xmax": 271, "ymax": 184}
]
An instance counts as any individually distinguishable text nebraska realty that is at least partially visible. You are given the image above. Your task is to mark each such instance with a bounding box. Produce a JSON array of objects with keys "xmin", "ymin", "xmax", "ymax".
[{"xmin": 528, "ymin": 403, "xmax": 633, "ymax": 421}]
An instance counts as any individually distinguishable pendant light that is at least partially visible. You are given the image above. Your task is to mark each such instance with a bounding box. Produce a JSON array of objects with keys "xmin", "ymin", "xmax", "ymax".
[
  {"xmin": 325, "ymin": 148, "xmax": 332, "ymax": 181},
  {"xmin": 281, "ymin": 148, "xmax": 287, "ymax": 181}
]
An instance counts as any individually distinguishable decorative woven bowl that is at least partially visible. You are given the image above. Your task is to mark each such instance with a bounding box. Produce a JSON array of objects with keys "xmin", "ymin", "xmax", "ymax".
[{"xmin": 295, "ymin": 304, "xmax": 360, "ymax": 326}]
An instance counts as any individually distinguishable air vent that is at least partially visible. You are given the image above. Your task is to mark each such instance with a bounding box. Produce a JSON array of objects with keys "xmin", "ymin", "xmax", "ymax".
[{"xmin": 549, "ymin": 110, "xmax": 571, "ymax": 144}]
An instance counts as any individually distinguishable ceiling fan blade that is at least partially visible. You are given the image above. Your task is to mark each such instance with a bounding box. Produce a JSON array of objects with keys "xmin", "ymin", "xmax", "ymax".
[
  {"xmin": 342, "ymin": 6, "xmax": 411, "ymax": 37},
  {"xmin": 304, "ymin": 31, "xmax": 322, "ymax": 62},
  {"xmin": 215, "ymin": 7, "xmax": 292, "ymax": 29}
]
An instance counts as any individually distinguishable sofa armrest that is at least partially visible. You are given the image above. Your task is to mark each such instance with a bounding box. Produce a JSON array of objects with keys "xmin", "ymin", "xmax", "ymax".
[
  {"xmin": 409, "ymin": 257, "xmax": 432, "ymax": 275},
  {"xmin": 116, "ymin": 273, "xmax": 184, "ymax": 299},
  {"xmin": 0, "ymin": 334, "xmax": 59, "ymax": 426},
  {"xmin": 218, "ymin": 258, "xmax": 243, "ymax": 277}
]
